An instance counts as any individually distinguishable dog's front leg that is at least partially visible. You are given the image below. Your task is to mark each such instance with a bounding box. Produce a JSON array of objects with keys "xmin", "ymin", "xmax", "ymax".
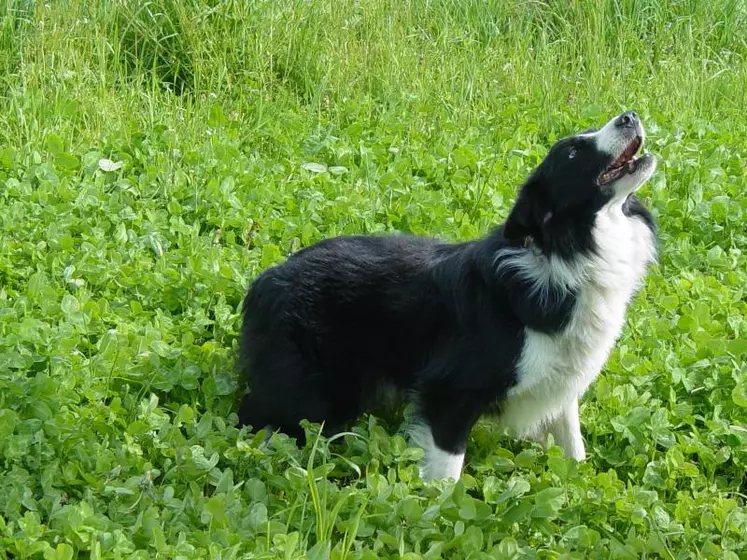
[
  {"xmin": 410, "ymin": 390, "xmax": 484, "ymax": 481},
  {"xmin": 544, "ymin": 399, "xmax": 586, "ymax": 461},
  {"xmin": 410, "ymin": 423, "xmax": 466, "ymax": 481}
]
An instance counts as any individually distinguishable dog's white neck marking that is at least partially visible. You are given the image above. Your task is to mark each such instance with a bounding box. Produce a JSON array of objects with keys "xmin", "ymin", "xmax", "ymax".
[{"xmin": 498, "ymin": 202, "xmax": 656, "ymax": 438}]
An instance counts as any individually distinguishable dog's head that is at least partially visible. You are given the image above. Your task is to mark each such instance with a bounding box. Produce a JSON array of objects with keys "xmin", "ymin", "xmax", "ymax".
[{"xmin": 504, "ymin": 111, "xmax": 656, "ymax": 251}]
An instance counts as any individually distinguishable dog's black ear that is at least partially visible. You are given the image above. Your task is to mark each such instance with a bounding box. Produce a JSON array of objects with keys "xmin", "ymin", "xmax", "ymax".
[
  {"xmin": 503, "ymin": 192, "xmax": 533, "ymax": 242},
  {"xmin": 504, "ymin": 177, "xmax": 550, "ymax": 244}
]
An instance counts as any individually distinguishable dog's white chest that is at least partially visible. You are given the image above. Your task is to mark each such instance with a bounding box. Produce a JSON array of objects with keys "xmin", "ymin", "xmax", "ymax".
[{"xmin": 499, "ymin": 208, "xmax": 655, "ymax": 437}]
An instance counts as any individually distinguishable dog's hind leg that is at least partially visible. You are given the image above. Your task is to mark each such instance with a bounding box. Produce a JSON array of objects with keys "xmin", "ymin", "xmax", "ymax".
[{"xmin": 238, "ymin": 377, "xmax": 342, "ymax": 447}]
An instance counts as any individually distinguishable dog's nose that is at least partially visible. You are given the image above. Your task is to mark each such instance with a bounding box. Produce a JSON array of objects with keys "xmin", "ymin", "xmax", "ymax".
[{"xmin": 615, "ymin": 111, "xmax": 639, "ymax": 128}]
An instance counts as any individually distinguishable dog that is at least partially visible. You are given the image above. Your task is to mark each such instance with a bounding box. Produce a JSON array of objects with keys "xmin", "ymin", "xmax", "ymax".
[{"xmin": 237, "ymin": 111, "xmax": 658, "ymax": 481}]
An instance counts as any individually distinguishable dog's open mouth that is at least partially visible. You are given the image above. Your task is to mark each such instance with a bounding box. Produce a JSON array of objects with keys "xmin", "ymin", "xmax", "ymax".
[{"xmin": 598, "ymin": 136, "xmax": 643, "ymax": 185}]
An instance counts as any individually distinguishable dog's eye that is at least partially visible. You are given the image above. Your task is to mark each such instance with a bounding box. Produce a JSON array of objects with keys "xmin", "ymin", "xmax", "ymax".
[{"xmin": 568, "ymin": 148, "xmax": 578, "ymax": 159}]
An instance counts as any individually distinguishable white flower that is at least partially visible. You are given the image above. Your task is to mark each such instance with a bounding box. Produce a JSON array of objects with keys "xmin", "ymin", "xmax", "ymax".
[{"xmin": 98, "ymin": 158, "xmax": 123, "ymax": 172}]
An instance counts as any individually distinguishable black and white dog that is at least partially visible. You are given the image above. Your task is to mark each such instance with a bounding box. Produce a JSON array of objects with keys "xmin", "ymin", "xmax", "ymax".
[{"xmin": 237, "ymin": 111, "xmax": 658, "ymax": 480}]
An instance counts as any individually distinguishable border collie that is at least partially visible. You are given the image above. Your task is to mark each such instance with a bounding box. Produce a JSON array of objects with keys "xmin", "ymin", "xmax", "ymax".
[{"xmin": 237, "ymin": 111, "xmax": 658, "ymax": 480}]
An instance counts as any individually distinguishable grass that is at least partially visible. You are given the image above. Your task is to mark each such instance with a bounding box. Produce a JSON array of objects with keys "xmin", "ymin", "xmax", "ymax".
[{"xmin": 1, "ymin": 0, "xmax": 746, "ymax": 557}]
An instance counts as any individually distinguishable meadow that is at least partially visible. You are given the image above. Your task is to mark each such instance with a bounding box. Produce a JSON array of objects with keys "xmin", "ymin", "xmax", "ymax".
[{"xmin": 1, "ymin": 0, "xmax": 746, "ymax": 557}]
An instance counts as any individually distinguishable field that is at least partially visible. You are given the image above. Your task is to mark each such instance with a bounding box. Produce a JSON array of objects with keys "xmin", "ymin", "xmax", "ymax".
[{"xmin": 1, "ymin": 0, "xmax": 746, "ymax": 557}]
